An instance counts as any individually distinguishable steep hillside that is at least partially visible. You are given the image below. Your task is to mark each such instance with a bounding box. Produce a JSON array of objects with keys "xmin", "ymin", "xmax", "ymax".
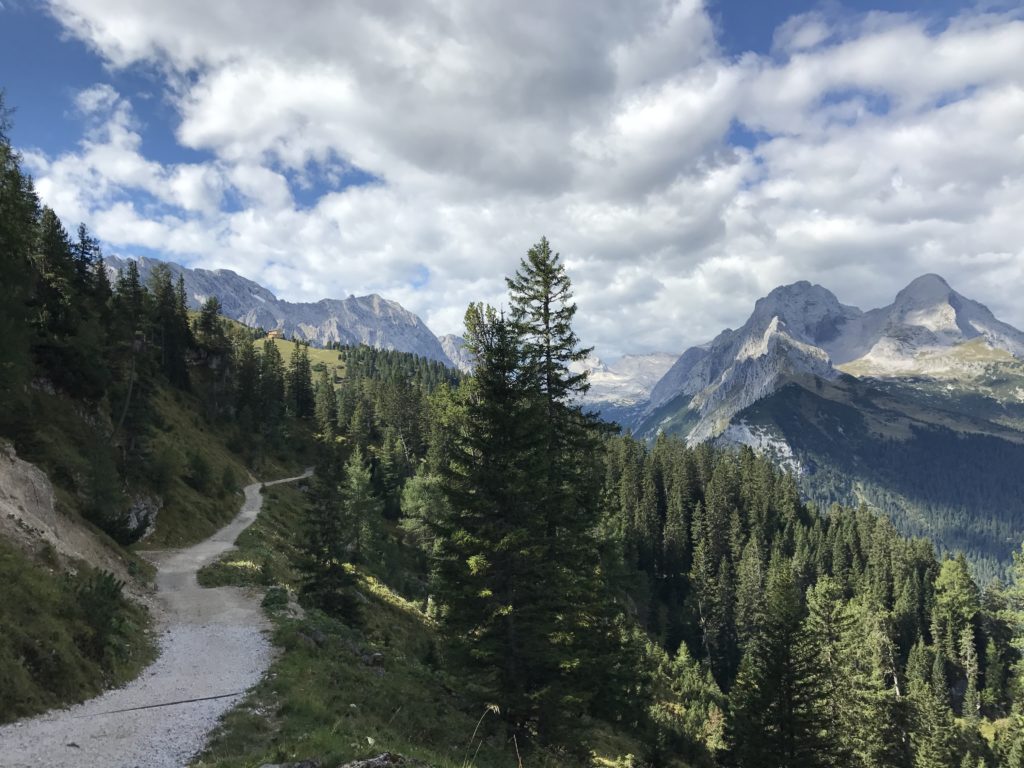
[
  {"xmin": 0, "ymin": 440, "xmax": 156, "ymax": 723},
  {"xmin": 732, "ymin": 375, "xmax": 1024, "ymax": 577}
]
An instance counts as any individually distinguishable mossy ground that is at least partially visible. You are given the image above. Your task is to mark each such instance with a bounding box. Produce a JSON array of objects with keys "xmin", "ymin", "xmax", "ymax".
[{"xmin": 195, "ymin": 484, "xmax": 656, "ymax": 768}]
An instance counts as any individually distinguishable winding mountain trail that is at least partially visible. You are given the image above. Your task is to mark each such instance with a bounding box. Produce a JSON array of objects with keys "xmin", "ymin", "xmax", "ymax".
[{"xmin": 0, "ymin": 471, "xmax": 311, "ymax": 768}]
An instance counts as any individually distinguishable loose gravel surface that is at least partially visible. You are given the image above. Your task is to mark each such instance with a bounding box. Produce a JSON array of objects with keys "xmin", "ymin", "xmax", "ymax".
[{"xmin": 0, "ymin": 472, "xmax": 310, "ymax": 768}]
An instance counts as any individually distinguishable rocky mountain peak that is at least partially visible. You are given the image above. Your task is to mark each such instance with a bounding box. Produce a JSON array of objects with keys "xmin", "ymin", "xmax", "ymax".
[
  {"xmin": 439, "ymin": 334, "xmax": 475, "ymax": 373},
  {"xmin": 892, "ymin": 273, "xmax": 954, "ymax": 308},
  {"xmin": 749, "ymin": 281, "xmax": 860, "ymax": 347}
]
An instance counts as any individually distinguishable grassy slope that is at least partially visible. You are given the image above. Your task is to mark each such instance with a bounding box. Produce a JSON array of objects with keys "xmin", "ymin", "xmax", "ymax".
[
  {"xmin": 269, "ymin": 337, "xmax": 346, "ymax": 378},
  {"xmin": 195, "ymin": 484, "xmax": 661, "ymax": 768},
  {"xmin": 838, "ymin": 338, "xmax": 1024, "ymax": 431},
  {"xmin": 0, "ymin": 537, "xmax": 156, "ymax": 722},
  {"xmin": 140, "ymin": 386, "xmax": 257, "ymax": 547},
  {"xmin": 134, "ymin": 340, "xmax": 322, "ymax": 546}
]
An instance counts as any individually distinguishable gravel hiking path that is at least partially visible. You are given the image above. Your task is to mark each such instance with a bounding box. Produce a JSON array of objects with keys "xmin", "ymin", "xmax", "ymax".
[{"xmin": 0, "ymin": 470, "xmax": 311, "ymax": 768}]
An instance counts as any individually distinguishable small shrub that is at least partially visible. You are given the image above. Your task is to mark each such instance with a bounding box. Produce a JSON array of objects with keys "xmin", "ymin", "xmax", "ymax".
[
  {"xmin": 262, "ymin": 585, "xmax": 289, "ymax": 610},
  {"xmin": 73, "ymin": 570, "xmax": 129, "ymax": 665},
  {"xmin": 221, "ymin": 465, "xmax": 239, "ymax": 497},
  {"xmin": 147, "ymin": 445, "xmax": 178, "ymax": 493},
  {"xmin": 186, "ymin": 451, "xmax": 212, "ymax": 493}
]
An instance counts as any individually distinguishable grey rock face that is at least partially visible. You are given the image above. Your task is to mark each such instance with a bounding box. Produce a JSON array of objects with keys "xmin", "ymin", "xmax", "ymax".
[
  {"xmin": 127, "ymin": 494, "xmax": 163, "ymax": 541},
  {"xmin": 439, "ymin": 334, "xmax": 475, "ymax": 372},
  {"xmin": 105, "ymin": 256, "xmax": 454, "ymax": 365}
]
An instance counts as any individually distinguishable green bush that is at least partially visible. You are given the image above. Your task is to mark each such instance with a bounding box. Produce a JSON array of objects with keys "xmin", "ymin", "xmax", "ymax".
[
  {"xmin": 261, "ymin": 585, "xmax": 289, "ymax": 610},
  {"xmin": 187, "ymin": 451, "xmax": 212, "ymax": 493},
  {"xmin": 221, "ymin": 465, "xmax": 239, "ymax": 497}
]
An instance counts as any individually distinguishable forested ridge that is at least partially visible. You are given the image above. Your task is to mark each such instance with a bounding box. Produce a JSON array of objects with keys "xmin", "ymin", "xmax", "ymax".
[
  {"xmin": 6, "ymin": 91, "xmax": 1024, "ymax": 766},
  {"xmin": 739, "ymin": 380, "xmax": 1024, "ymax": 582}
]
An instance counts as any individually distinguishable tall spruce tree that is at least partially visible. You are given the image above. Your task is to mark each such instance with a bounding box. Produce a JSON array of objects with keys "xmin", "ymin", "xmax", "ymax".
[
  {"xmin": 801, "ymin": 576, "xmax": 856, "ymax": 767},
  {"xmin": 233, "ymin": 334, "xmax": 260, "ymax": 429},
  {"xmin": 908, "ymin": 641, "xmax": 958, "ymax": 768},
  {"xmin": 300, "ymin": 448, "xmax": 357, "ymax": 618},
  {"xmin": 504, "ymin": 238, "xmax": 629, "ymax": 742},
  {"xmin": 313, "ymin": 366, "xmax": 338, "ymax": 439},
  {"xmin": 728, "ymin": 554, "xmax": 822, "ymax": 767},
  {"xmin": 258, "ymin": 339, "xmax": 286, "ymax": 438},
  {"xmin": 430, "ymin": 302, "xmax": 553, "ymax": 740},
  {"xmin": 148, "ymin": 263, "xmax": 191, "ymax": 388},
  {"xmin": 287, "ymin": 342, "xmax": 315, "ymax": 419},
  {"xmin": 339, "ymin": 447, "xmax": 383, "ymax": 564}
]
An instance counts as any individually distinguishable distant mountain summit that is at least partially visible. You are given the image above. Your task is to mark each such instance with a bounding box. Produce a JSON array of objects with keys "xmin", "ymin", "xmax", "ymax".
[
  {"xmin": 838, "ymin": 273, "xmax": 1024, "ymax": 375},
  {"xmin": 641, "ymin": 274, "xmax": 1024, "ymax": 442},
  {"xmin": 105, "ymin": 255, "xmax": 454, "ymax": 365},
  {"xmin": 572, "ymin": 353, "xmax": 677, "ymax": 407},
  {"xmin": 646, "ymin": 281, "xmax": 849, "ymax": 441},
  {"xmin": 632, "ymin": 274, "xmax": 1024, "ymax": 573}
]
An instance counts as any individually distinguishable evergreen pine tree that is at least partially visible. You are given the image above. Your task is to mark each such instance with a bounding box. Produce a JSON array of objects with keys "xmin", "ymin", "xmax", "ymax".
[
  {"xmin": 313, "ymin": 366, "xmax": 338, "ymax": 439},
  {"xmin": 148, "ymin": 263, "xmax": 191, "ymax": 388},
  {"xmin": 430, "ymin": 303, "xmax": 551, "ymax": 740},
  {"xmin": 908, "ymin": 641, "xmax": 958, "ymax": 768},
  {"xmin": 233, "ymin": 333, "xmax": 260, "ymax": 430},
  {"xmin": 300, "ymin": 448, "xmax": 357, "ymax": 618},
  {"xmin": 728, "ymin": 556, "xmax": 820, "ymax": 768},
  {"xmin": 287, "ymin": 342, "xmax": 315, "ymax": 419},
  {"xmin": 0, "ymin": 96, "xmax": 37, "ymax": 419},
  {"xmin": 802, "ymin": 576, "xmax": 855, "ymax": 767},
  {"xmin": 258, "ymin": 339, "xmax": 286, "ymax": 438},
  {"xmin": 340, "ymin": 447, "xmax": 383, "ymax": 564}
]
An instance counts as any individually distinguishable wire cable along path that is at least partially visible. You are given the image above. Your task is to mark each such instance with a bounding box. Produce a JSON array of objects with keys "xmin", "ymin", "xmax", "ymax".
[{"xmin": 0, "ymin": 470, "xmax": 312, "ymax": 768}]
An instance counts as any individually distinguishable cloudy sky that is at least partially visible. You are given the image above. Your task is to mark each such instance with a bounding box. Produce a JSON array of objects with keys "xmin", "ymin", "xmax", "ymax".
[{"xmin": 2, "ymin": 0, "xmax": 1023, "ymax": 357}]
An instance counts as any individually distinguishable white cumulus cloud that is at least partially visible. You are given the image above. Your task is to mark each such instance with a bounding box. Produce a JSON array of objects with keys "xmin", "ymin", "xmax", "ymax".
[{"xmin": 18, "ymin": 0, "xmax": 1024, "ymax": 357}]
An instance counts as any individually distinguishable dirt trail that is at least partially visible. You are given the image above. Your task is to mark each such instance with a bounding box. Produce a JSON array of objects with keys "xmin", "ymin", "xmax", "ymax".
[{"xmin": 0, "ymin": 471, "xmax": 311, "ymax": 768}]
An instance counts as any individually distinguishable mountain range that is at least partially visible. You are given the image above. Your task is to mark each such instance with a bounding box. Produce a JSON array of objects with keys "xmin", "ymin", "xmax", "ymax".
[
  {"xmin": 635, "ymin": 274, "xmax": 1024, "ymax": 441},
  {"xmin": 105, "ymin": 255, "xmax": 454, "ymax": 366}
]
